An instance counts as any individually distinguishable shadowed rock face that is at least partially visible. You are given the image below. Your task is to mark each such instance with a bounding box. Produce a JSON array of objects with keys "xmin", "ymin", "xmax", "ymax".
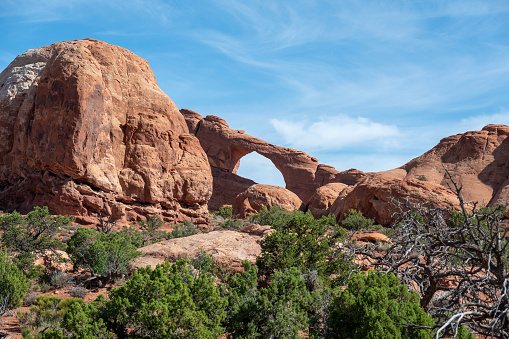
[
  {"xmin": 180, "ymin": 109, "xmax": 366, "ymax": 208},
  {"xmin": 0, "ymin": 39, "xmax": 212, "ymax": 224}
]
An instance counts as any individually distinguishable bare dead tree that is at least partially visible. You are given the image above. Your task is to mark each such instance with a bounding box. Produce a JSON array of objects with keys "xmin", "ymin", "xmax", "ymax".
[
  {"xmin": 96, "ymin": 211, "xmax": 116, "ymax": 234},
  {"xmin": 340, "ymin": 171, "xmax": 509, "ymax": 338}
]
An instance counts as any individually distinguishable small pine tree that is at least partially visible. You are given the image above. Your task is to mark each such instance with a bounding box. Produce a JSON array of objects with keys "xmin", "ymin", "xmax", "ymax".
[
  {"xmin": 341, "ymin": 209, "xmax": 375, "ymax": 231},
  {"xmin": 255, "ymin": 208, "xmax": 349, "ymax": 282},
  {"xmin": 328, "ymin": 271, "xmax": 435, "ymax": 338},
  {"xmin": 0, "ymin": 206, "xmax": 70, "ymax": 275},
  {"xmin": 0, "ymin": 248, "xmax": 29, "ymax": 310},
  {"xmin": 226, "ymin": 262, "xmax": 312, "ymax": 339},
  {"xmin": 66, "ymin": 228, "xmax": 141, "ymax": 279}
]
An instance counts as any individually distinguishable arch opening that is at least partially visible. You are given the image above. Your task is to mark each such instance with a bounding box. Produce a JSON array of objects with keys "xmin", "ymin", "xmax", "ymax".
[{"xmin": 235, "ymin": 151, "xmax": 286, "ymax": 187}]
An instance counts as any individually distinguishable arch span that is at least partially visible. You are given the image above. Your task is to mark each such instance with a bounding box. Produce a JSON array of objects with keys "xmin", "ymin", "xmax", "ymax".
[{"xmin": 180, "ymin": 109, "xmax": 367, "ymax": 209}]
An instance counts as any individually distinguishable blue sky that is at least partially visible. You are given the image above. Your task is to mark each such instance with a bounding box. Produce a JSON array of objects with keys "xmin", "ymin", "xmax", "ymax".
[{"xmin": 2, "ymin": 0, "xmax": 509, "ymax": 186}]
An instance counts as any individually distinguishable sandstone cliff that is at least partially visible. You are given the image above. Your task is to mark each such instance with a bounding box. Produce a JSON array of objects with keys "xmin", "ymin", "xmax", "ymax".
[{"xmin": 0, "ymin": 39, "xmax": 212, "ymax": 224}]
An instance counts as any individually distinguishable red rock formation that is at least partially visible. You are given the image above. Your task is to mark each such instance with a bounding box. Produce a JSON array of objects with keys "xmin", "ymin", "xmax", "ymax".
[
  {"xmin": 337, "ymin": 174, "xmax": 460, "ymax": 225},
  {"xmin": 232, "ymin": 184, "xmax": 304, "ymax": 219},
  {"xmin": 393, "ymin": 125, "xmax": 509, "ymax": 207},
  {"xmin": 0, "ymin": 39, "xmax": 212, "ymax": 224},
  {"xmin": 307, "ymin": 183, "xmax": 352, "ymax": 218},
  {"xmin": 180, "ymin": 109, "xmax": 365, "ymax": 208}
]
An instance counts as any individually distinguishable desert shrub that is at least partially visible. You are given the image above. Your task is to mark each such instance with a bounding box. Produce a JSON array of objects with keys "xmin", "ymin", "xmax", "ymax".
[
  {"xmin": 226, "ymin": 262, "xmax": 316, "ymax": 338},
  {"xmin": 18, "ymin": 294, "xmax": 84, "ymax": 339},
  {"xmin": 23, "ymin": 292, "xmax": 41, "ymax": 307},
  {"xmin": 137, "ymin": 214, "xmax": 163, "ymax": 233},
  {"xmin": 71, "ymin": 259, "xmax": 227, "ymax": 338},
  {"xmin": 134, "ymin": 215, "xmax": 174, "ymax": 245},
  {"xmin": 341, "ymin": 209, "xmax": 376, "ymax": 231},
  {"xmin": 216, "ymin": 206, "xmax": 233, "ymax": 218},
  {"xmin": 249, "ymin": 206, "xmax": 294, "ymax": 228},
  {"xmin": 0, "ymin": 206, "xmax": 70, "ymax": 275},
  {"xmin": 61, "ymin": 295, "xmax": 113, "ymax": 338},
  {"xmin": 170, "ymin": 220, "xmax": 198, "ymax": 238},
  {"xmin": 328, "ymin": 271, "xmax": 435, "ymax": 339},
  {"xmin": 417, "ymin": 175, "xmax": 428, "ymax": 181},
  {"xmin": 68, "ymin": 286, "xmax": 89, "ymax": 299},
  {"xmin": 0, "ymin": 247, "xmax": 30, "ymax": 309},
  {"xmin": 220, "ymin": 218, "xmax": 245, "ymax": 230},
  {"xmin": 47, "ymin": 270, "xmax": 74, "ymax": 289},
  {"xmin": 66, "ymin": 228, "xmax": 141, "ymax": 279},
  {"xmin": 256, "ymin": 209, "xmax": 349, "ymax": 282},
  {"xmin": 116, "ymin": 225, "xmax": 145, "ymax": 247}
]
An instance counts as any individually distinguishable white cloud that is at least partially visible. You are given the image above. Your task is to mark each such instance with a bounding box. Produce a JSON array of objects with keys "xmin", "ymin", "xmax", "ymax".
[
  {"xmin": 324, "ymin": 153, "xmax": 417, "ymax": 173},
  {"xmin": 271, "ymin": 115, "xmax": 399, "ymax": 151},
  {"xmin": 458, "ymin": 112, "xmax": 509, "ymax": 132}
]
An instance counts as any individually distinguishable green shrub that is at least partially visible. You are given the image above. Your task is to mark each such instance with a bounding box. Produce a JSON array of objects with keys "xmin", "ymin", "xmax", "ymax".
[
  {"xmin": 226, "ymin": 262, "xmax": 315, "ymax": 338},
  {"xmin": 61, "ymin": 295, "xmax": 113, "ymax": 338},
  {"xmin": 341, "ymin": 209, "xmax": 376, "ymax": 231},
  {"xmin": 64, "ymin": 259, "xmax": 227, "ymax": 338},
  {"xmin": 0, "ymin": 247, "xmax": 30, "ymax": 309},
  {"xmin": 170, "ymin": 220, "xmax": 198, "ymax": 238},
  {"xmin": 137, "ymin": 214, "xmax": 163, "ymax": 233},
  {"xmin": 417, "ymin": 175, "xmax": 428, "ymax": 181},
  {"xmin": 18, "ymin": 294, "xmax": 84, "ymax": 339},
  {"xmin": 216, "ymin": 206, "xmax": 233, "ymax": 218},
  {"xmin": 328, "ymin": 271, "xmax": 435, "ymax": 338},
  {"xmin": 220, "ymin": 218, "xmax": 245, "ymax": 230},
  {"xmin": 249, "ymin": 206, "xmax": 294, "ymax": 228},
  {"xmin": 0, "ymin": 206, "xmax": 70, "ymax": 274},
  {"xmin": 66, "ymin": 228, "xmax": 141, "ymax": 278},
  {"xmin": 256, "ymin": 209, "xmax": 349, "ymax": 282}
]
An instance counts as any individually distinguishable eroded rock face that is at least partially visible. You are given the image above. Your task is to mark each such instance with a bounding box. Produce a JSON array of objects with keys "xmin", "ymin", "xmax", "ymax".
[
  {"xmin": 395, "ymin": 125, "xmax": 509, "ymax": 207},
  {"xmin": 337, "ymin": 174, "xmax": 460, "ymax": 225},
  {"xmin": 0, "ymin": 39, "xmax": 212, "ymax": 224},
  {"xmin": 180, "ymin": 109, "xmax": 366, "ymax": 207},
  {"xmin": 307, "ymin": 183, "xmax": 352, "ymax": 218},
  {"xmin": 233, "ymin": 184, "xmax": 304, "ymax": 219}
]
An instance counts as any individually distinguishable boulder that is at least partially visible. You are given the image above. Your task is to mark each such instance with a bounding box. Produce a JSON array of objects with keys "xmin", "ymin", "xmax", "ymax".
[
  {"xmin": 337, "ymin": 174, "xmax": 460, "ymax": 225},
  {"xmin": 352, "ymin": 232, "xmax": 390, "ymax": 244},
  {"xmin": 0, "ymin": 39, "xmax": 212, "ymax": 224},
  {"xmin": 132, "ymin": 230, "xmax": 263, "ymax": 274},
  {"xmin": 307, "ymin": 183, "xmax": 352, "ymax": 218},
  {"xmin": 233, "ymin": 184, "xmax": 304, "ymax": 219}
]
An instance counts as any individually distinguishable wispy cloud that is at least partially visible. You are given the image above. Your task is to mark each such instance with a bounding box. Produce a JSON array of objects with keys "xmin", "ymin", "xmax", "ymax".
[
  {"xmin": 271, "ymin": 115, "xmax": 399, "ymax": 151},
  {"xmin": 459, "ymin": 112, "xmax": 509, "ymax": 132}
]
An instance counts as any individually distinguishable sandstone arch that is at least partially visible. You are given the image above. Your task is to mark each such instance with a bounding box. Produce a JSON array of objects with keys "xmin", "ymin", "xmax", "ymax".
[{"xmin": 180, "ymin": 109, "xmax": 366, "ymax": 209}]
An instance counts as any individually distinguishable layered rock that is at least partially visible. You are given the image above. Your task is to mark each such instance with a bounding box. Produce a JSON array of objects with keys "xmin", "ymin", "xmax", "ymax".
[
  {"xmin": 388, "ymin": 125, "xmax": 509, "ymax": 207},
  {"xmin": 0, "ymin": 39, "xmax": 212, "ymax": 224},
  {"xmin": 180, "ymin": 109, "xmax": 366, "ymax": 208},
  {"xmin": 233, "ymin": 184, "xmax": 304, "ymax": 219}
]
